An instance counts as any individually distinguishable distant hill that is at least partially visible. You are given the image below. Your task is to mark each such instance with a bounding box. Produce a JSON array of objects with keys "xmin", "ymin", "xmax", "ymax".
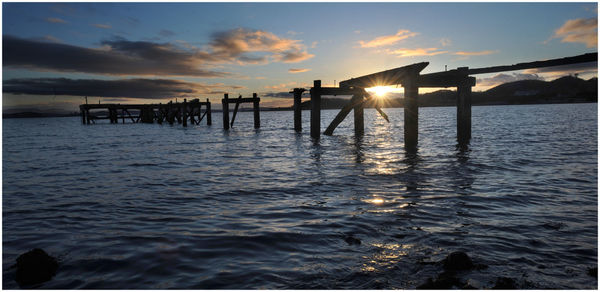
[{"xmin": 298, "ymin": 76, "xmax": 598, "ymax": 109}]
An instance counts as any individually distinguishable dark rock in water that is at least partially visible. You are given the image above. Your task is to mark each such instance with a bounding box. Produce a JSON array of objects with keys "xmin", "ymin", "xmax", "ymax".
[
  {"xmin": 442, "ymin": 251, "xmax": 474, "ymax": 271},
  {"xmin": 15, "ymin": 248, "xmax": 58, "ymax": 287},
  {"xmin": 344, "ymin": 236, "xmax": 361, "ymax": 245},
  {"xmin": 417, "ymin": 272, "xmax": 463, "ymax": 289},
  {"xmin": 492, "ymin": 277, "xmax": 517, "ymax": 289},
  {"xmin": 588, "ymin": 267, "xmax": 598, "ymax": 279}
]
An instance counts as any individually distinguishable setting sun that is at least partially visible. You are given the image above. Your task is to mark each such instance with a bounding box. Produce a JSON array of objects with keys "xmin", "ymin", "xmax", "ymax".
[{"xmin": 367, "ymin": 86, "xmax": 392, "ymax": 98}]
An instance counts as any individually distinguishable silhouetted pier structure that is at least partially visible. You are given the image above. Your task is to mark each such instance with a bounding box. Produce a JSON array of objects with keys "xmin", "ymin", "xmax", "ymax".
[
  {"xmin": 222, "ymin": 93, "xmax": 261, "ymax": 130},
  {"xmin": 299, "ymin": 52, "xmax": 597, "ymax": 151},
  {"xmin": 79, "ymin": 98, "xmax": 212, "ymax": 126}
]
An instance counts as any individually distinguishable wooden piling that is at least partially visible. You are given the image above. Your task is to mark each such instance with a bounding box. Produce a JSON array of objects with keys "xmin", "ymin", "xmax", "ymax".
[
  {"xmin": 403, "ymin": 77, "xmax": 419, "ymax": 151},
  {"xmin": 457, "ymin": 68, "xmax": 473, "ymax": 145},
  {"xmin": 310, "ymin": 80, "xmax": 321, "ymax": 139},
  {"xmin": 86, "ymin": 108, "xmax": 91, "ymax": 124},
  {"xmin": 253, "ymin": 93, "xmax": 260, "ymax": 128},
  {"xmin": 182, "ymin": 99, "xmax": 187, "ymax": 127},
  {"xmin": 353, "ymin": 93, "xmax": 364, "ymax": 136},
  {"xmin": 293, "ymin": 88, "xmax": 303, "ymax": 132},
  {"xmin": 222, "ymin": 94, "xmax": 230, "ymax": 130},
  {"xmin": 207, "ymin": 98, "xmax": 212, "ymax": 125},
  {"xmin": 80, "ymin": 106, "xmax": 85, "ymax": 124}
]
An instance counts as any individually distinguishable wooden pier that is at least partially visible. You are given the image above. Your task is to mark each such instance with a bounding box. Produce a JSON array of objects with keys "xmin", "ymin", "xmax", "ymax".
[
  {"xmin": 300, "ymin": 52, "xmax": 597, "ymax": 151},
  {"xmin": 222, "ymin": 93, "xmax": 261, "ymax": 130},
  {"xmin": 79, "ymin": 98, "xmax": 211, "ymax": 126}
]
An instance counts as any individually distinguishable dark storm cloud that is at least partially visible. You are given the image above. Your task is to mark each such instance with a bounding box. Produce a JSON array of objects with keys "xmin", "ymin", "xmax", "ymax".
[
  {"xmin": 3, "ymin": 28, "xmax": 314, "ymax": 77},
  {"xmin": 262, "ymin": 91, "xmax": 308, "ymax": 98},
  {"xmin": 3, "ymin": 78, "xmax": 234, "ymax": 99},
  {"xmin": 3, "ymin": 35, "xmax": 229, "ymax": 77}
]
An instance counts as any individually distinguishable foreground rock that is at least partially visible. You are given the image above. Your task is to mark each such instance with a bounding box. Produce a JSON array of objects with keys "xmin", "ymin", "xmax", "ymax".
[
  {"xmin": 442, "ymin": 251, "xmax": 475, "ymax": 271},
  {"xmin": 15, "ymin": 248, "xmax": 58, "ymax": 287},
  {"xmin": 492, "ymin": 277, "xmax": 517, "ymax": 289}
]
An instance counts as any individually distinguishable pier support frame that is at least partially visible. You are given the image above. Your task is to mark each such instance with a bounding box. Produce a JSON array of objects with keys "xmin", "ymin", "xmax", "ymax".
[
  {"xmin": 457, "ymin": 68, "xmax": 474, "ymax": 145},
  {"xmin": 403, "ymin": 76, "xmax": 419, "ymax": 151},
  {"xmin": 353, "ymin": 93, "xmax": 364, "ymax": 136},
  {"xmin": 292, "ymin": 88, "xmax": 305, "ymax": 132},
  {"xmin": 206, "ymin": 99, "xmax": 212, "ymax": 125},
  {"xmin": 253, "ymin": 93, "xmax": 260, "ymax": 129},
  {"xmin": 310, "ymin": 80, "xmax": 321, "ymax": 139},
  {"xmin": 222, "ymin": 94, "xmax": 230, "ymax": 130}
]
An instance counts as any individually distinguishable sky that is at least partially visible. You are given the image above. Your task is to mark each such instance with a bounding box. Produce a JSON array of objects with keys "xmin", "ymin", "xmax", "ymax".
[{"xmin": 2, "ymin": 2, "xmax": 598, "ymax": 113}]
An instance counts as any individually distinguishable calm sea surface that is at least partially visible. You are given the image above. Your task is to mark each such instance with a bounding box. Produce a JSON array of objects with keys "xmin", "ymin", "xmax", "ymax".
[{"xmin": 3, "ymin": 104, "xmax": 597, "ymax": 289}]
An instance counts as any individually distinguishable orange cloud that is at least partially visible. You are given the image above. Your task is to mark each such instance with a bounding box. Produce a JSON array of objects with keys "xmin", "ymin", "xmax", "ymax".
[
  {"xmin": 454, "ymin": 50, "xmax": 498, "ymax": 56},
  {"xmin": 552, "ymin": 18, "xmax": 597, "ymax": 48},
  {"xmin": 386, "ymin": 48, "xmax": 448, "ymax": 57},
  {"xmin": 359, "ymin": 29, "xmax": 418, "ymax": 48},
  {"xmin": 288, "ymin": 68, "xmax": 311, "ymax": 73}
]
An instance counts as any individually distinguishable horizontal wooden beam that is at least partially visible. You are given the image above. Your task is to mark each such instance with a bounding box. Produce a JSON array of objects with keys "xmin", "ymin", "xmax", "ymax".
[
  {"xmin": 82, "ymin": 102, "xmax": 209, "ymax": 109},
  {"xmin": 339, "ymin": 62, "xmax": 429, "ymax": 88},
  {"xmin": 319, "ymin": 87, "xmax": 363, "ymax": 96},
  {"xmin": 221, "ymin": 98, "xmax": 260, "ymax": 103},
  {"xmin": 467, "ymin": 52, "xmax": 597, "ymax": 75},
  {"xmin": 417, "ymin": 73, "xmax": 476, "ymax": 88}
]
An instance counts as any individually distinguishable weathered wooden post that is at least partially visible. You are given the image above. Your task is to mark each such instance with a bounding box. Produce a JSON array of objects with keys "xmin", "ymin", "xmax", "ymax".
[
  {"xmin": 292, "ymin": 88, "xmax": 304, "ymax": 132},
  {"xmin": 206, "ymin": 98, "xmax": 212, "ymax": 125},
  {"xmin": 310, "ymin": 80, "xmax": 321, "ymax": 139},
  {"xmin": 182, "ymin": 99, "xmax": 187, "ymax": 127},
  {"xmin": 168, "ymin": 102, "xmax": 174, "ymax": 125},
  {"xmin": 457, "ymin": 67, "xmax": 474, "ymax": 145},
  {"xmin": 222, "ymin": 93, "xmax": 230, "ymax": 130},
  {"xmin": 80, "ymin": 105, "xmax": 85, "ymax": 124},
  {"xmin": 353, "ymin": 93, "xmax": 364, "ymax": 136},
  {"xmin": 86, "ymin": 108, "xmax": 91, "ymax": 124},
  {"xmin": 253, "ymin": 93, "xmax": 260, "ymax": 128},
  {"xmin": 403, "ymin": 75, "xmax": 419, "ymax": 151}
]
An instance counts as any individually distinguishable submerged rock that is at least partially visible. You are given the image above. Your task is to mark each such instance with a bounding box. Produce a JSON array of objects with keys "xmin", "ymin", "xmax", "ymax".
[
  {"xmin": 344, "ymin": 236, "xmax": 361, "ymax": 245},
  {"xmin": 15, "ymin": 248, "xmax": 58, "ymax": 287},
  {"xmin": 417, "ymin": 272, "xmax": 463, "ymax": 289},
  {"xmin": 588, "ymin": 267, "xmax": 598, "ymax": 279},
  {"xmin": 492, "ymin": 277, "xmax": 517, "ymax": 289},
  {"xmin": 442, "ymin": 251, "xmax": 474, "ymax": 271}
]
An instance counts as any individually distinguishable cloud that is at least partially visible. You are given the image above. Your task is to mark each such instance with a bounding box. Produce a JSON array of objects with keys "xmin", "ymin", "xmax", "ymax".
[
  {"xmin": 288, "ymin": 68, "xmax": 311, "ymax": 73},
  {"xmin": 3, "ymin": 28, "xmax": 314, "ymax": 77},
  {"xmin": 3, "ymin": 35, "xmax": 229, "ymax": 77},
  {"xmin": 209, "ymin": 28, "xmax": 314, "ymax": 64},
  {"xmin": 92, "ymin": 23, "xmax": 112, "ymax": 29},
  {"xmin": 42, "ymin": 35, "xmax": 62, "ymax": 43},
  {"xmin": 440, "ymin": 38, "xmax": 452, "ymax": 47},
  {"xmin": 386, "ymin": 48, "xmax": 448, "ymax": 57},
  {"xmin": 454, "ymin": 50, "xmax": 498, "ymax": 56},
  {"xmin": 46, "ymin": 17, "xmax": 67, "ymax": 24},
  {"xmin": 2, "ymin": 78, "xmax": 239, "ymax": 99},
  {"xmin": 262, "ymin": 91, "xmax": 294, "ymax": 98},
  {"xmin": 552, "ymin": 17, "xmax": 597, "ymax": 48},
  {"xmin": 477, "ymin": 73, "xmax": 544, "ymax": 87},
  {"xmin": 159, "ymin": 29, "xmax": 176, "ymax": 37},
  {"xmin": 359, "ymin": 29, "xmax": 418, "ymax": 48}
]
